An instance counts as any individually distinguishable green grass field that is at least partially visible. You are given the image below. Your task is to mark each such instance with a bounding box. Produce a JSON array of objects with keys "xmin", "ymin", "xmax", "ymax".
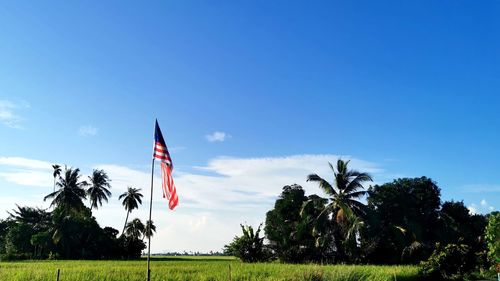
[{"xmin": 0, "ymin": 256, "xmax": 421, "ymax": 281}]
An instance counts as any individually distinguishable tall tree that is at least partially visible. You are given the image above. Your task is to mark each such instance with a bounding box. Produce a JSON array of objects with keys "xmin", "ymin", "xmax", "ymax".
[
  {"xmin": 52, "ymin": 164, "xmax": 61, "ymax": 192},
  {"xmin": 306, "ymin": 159, "xmax": 372, "ymax": 262},
  {"xmin": 265, "ymin": 184, "xmax": 327, "ymax": 263},
  {"xmin": 119, "ymin": 187, "xmax": 143, "ymax": 235},
  {"xmin": 364, "ymin": 177, "xmax": 441, "ymax": 264},
  {"xmin": 44, "ymin": 167, "xmax": 87, "ymax": 213},
  {"xmin": 86, "ymin": 169, "xmax": 112, "ymax": 210}
]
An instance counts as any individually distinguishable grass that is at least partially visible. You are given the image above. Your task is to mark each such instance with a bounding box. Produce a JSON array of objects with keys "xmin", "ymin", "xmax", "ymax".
[{"xmin": 0, "ymin": 256, "xmax": 421, "ymax": 281}]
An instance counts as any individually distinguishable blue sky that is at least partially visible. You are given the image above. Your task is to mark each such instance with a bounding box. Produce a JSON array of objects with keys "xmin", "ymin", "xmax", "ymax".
[{"xmin": 0, "ymin": 1, "xmax": 498, "ymax": 252}]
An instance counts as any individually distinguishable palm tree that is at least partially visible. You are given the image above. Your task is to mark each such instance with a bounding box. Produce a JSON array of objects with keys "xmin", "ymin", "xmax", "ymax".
[
  {"xmin": 306, "ymin": 159, "xmax": 372, "ymax": 261},
  {"xmin": 52, "ymin": 164, "xmax": 61, "ymax": 192},
  {"xmin": 125, "ymin": 218, "xmax": 145, "ymax": 240},
  {"xmin": 8, "ymin": 205, "xmax": 51, "ymax": 231},
  {"xmin": 307, "ymin": 159, "xmax": 372, "ymax": 222},
  {"xmin": 144, "ymin": 220, "xmax": 156, "ymax": 240},
  {"xmin": 44, "ymin": 167, "xmax": 87, "ymax": 212},
  {"xmin": 86, "ymin": 169, "xmax": 112, "ymax": 210},
  {"xmin": 119, "ymin": 187, "xmax": 143, "ymax": 235}
]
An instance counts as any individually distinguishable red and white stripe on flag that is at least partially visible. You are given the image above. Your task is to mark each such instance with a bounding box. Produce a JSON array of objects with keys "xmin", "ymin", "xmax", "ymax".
[
  {"xmin": 160, "ymin": 162, "xmax": 178, "ymax": 210},
  {"xmin": 153, "ymin": 142, "xmax": 172, "ymax": 166}
]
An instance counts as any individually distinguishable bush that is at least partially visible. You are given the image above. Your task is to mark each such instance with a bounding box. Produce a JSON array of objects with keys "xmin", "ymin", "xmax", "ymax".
[
  {"xmin": 421, "ymin": 243, "xmax": 476, "ymax": 280},
  {"xmin": 0, "ymin": 252, "xmax": 31, "ymax": 261},
  {"xmin": 223, "ymin": 224, "xmax": 272, "ymax": 262}
]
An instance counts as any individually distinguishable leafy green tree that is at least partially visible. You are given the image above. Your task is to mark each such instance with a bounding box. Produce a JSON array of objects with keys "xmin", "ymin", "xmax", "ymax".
[
  {"xmin": 485, "ymin": 212, "xmax": 500, "ymax": 264},
  {"xmin": 364, "ymin": 177, "xmax": 441, "ymax": 264},
  {"xmin": 265, "ymin": 184, "xmax": 304, "ymax": 262},
  {"xmin": 307, "ymin": 159, "xmax": 372, "ymax": 262},
  {"xmin": 119, "ymin": 187, "xmax": 143, "ymax": 235},
  {"xmin": 300, "ymin": 194, "xmax": 335, "ymax": 262},
  {"xmin": 0, "ymin": 219, "xmax": 11, "ymax": 256},
  {"xmin": 44, "ymin": 167, "xmax": 87, "ymax": 213},
  {"xmin": 264, "ymin": 184, "xmax": 328, "ymax": 263},
  {"xmin": 86, "ymin": 169, "xmax": 112, "ymax": 210},
  {"xmin": 30, "ymin": 231, "xmax": 52, "ymax": 258},
  {"xmin": 421, "ymin": 243, "xmax": 476, "ymax": 280},
  {"xmin": 438, "ymin": 201, "xmax": 487, "ymax": 258},
  {"xmin": 224, "ymin": 224, "xmax": 271, "ymax": 263},
  {"xmin": 4, "ymin": 223, "xmax": 35, "ymax": 258},
  {"xmin": 50, "ymin": 205, "xmax": 113, "ymax": 259},
  {"xmin": 120, "ymin": 235, "xmax": 146, "ymax": 259},
  {"xmin": 5, "ymin": 205, "xmax": 53, "ymax": 259}
]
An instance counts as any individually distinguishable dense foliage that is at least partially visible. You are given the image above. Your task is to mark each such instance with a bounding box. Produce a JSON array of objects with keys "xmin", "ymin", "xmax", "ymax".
[
  {"xmin": 485, "ymin": 212, "xmax": 499, "ymax": 265},
  {"xmin": 227, "ymin": 160, "xmax": 496, "ymax": 280},
  {"xmin": 264, "ymin": 184, "xmax": 331, "ymax": 263},
  {"xmin": 0, "ymin": 166, "xmax": 150, "ymax": 260},
  {"xmin": 421, "ymin": 243, "xmax": 476, "ymax": 280}
]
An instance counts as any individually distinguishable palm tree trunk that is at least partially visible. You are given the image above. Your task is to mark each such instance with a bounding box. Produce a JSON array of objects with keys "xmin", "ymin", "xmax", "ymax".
[
  {"xmin": 333, "ymin": 226, "xmax": 346, "ymax": 262},
  {"xmin": 122, "ymin": 210, "xmax": 130, "ymax": 235}
]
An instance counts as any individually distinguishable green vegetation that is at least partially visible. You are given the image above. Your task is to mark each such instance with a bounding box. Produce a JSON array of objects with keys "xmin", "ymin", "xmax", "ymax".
[
  {"xmin": 228, "ymin": 160, "xmax": 497, "ymax": 280},
  {"xmin": 0, "ymin": 166, "xmax": 152, "ymax": 260},
  {"xmin": 0, "ymin": 159, "xmax": 497, "ymax": 280},
  {"xmin": 0, "ymin": 257, "xmax": 421, "ymax": 281},
  {"xmin": 224, "ymin": 224, "xmax": 272, "ymax": 263},
  {"xmin": 485, "ymin": 212, "xmax": 499, "ymax": 264}
]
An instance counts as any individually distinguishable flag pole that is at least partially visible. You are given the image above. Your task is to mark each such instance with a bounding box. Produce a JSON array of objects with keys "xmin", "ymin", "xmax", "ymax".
[{"xmin": 146, "ymin": 157, "xmax": 155, "ymax": 281}]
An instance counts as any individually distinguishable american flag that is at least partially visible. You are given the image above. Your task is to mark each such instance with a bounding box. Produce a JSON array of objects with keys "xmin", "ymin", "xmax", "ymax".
[{"xmin": 154, "ymin": 120, "xmax": 178, "ymax": 210}]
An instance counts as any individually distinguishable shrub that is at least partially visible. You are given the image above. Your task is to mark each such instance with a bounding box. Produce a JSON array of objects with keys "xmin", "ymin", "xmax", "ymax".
[
  {"xmin": 421, "ymin": 243, "xmax": 475, "ymax": 280},
  {"xmin": 223, "ymin": 224, "xmax": 272, "ymax": 262}
]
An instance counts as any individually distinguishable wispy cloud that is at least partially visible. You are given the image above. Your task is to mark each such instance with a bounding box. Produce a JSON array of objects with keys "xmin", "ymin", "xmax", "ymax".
[
  {"xmin": 0, "ymin": 156, "xmax": 53, "ymax": 187},
  {"xmin": 205, "ymin": 131, "xmax": 229, "ymax": 142},
  {"xmin": 467, "ymin": 199, "xmax": 496, "ymax": 215},
  {"xmin": 0, "ymin": 100, "xmax": 29, "ymax": 129},
  {"xmin": 0, "ymin": 157, "xmax": 53, "ymax": 170},
  {"xmin": 79, "ymin": 125, "xmax": 98, "ymax": 137}
]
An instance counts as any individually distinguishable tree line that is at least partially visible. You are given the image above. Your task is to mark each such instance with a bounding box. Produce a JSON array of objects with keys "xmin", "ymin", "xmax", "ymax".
[
  {"xmin": 225, "ymin": 159, "xmax": 500, "ymax": 280},
  {"xmin": 0, "ymin": 165, "xmax": 155, "ymax": 260}
]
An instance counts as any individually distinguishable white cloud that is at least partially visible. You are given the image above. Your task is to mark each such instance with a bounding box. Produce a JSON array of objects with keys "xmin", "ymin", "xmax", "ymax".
[
  {"xmin": 205, "ymin": 131, "xmax": 229, "ymax": 142},
  {"xmin": 468, "ymin": 199, "xmax": 496, "ymax": 215},
  {"xmin": 94, "ymin": 154, "xmax": 384, "ymax": 252},
  {"xmin": 0, "ymin": 100, "xmax": 28, "ymax": 129},
  {"xmin": 0, "ymin": 157, "xmax": 53, "ymax": 187},
  {"xmin": 467, "ymin": 205, "xmax": 478, "ymax": 215},
  {"xmin": 0, "ymin": 157, "xmax": 53, "ymax": 170},
  {"xmin": 0, "ymin": 170, "xmax": 53, "ymax": 187},
  {"xmin": 79, "ymin": 125, "xmax": 98, "ymax": 137},
  {"xmin": 1, "ymin": 154, "xmax": 386, "ymax": 253}
]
